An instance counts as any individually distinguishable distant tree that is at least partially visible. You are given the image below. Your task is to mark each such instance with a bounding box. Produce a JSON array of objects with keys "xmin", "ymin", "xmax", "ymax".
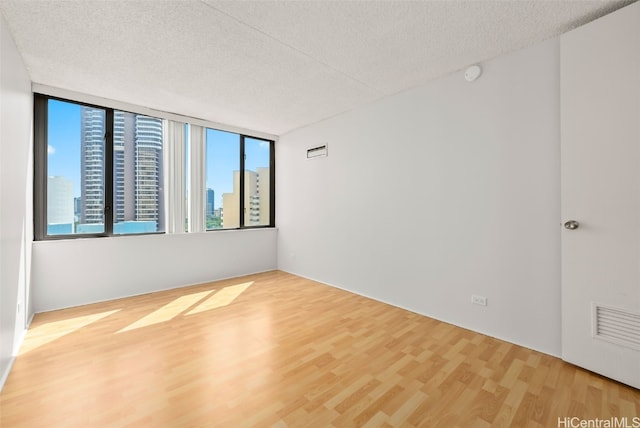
[{"xmin": 207, "ymin": 216, "xmax": 222, "ymax": 229}]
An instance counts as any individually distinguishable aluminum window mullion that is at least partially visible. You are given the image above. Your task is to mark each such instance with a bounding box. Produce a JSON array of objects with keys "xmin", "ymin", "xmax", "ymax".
[
  {"xmin": 239, "ymin": 135, "xmax": 245, "ymax": 228},
  {"xmin": 269, "ymin": 140, "xmax": 275, "ymax": 228},
  {"xmin": 103, "ymin": 110, "xmax": 114, "ymax": 236},
  {"xmin": 33, "ymin": 95, "xmax": 49, "ymax": 240}
]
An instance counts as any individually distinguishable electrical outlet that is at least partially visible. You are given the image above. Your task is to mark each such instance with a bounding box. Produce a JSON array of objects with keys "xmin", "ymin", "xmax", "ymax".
[{"xmin": 472, "ymin": 295, "xmax": 487, "ymax": 306}]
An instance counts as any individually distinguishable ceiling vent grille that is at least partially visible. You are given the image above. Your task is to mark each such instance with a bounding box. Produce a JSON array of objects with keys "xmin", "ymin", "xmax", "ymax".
[
  {"xmin": 307, "ymin": 144, "xmax": 327, "ymax": 159},
  {"xmin": 593, "ymin": 304, "xmax": 640, "ymax": 351}
]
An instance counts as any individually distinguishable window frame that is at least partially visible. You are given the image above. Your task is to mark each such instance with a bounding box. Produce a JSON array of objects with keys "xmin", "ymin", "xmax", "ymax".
[
  {"xmin": 203, "ymin": 130, "xmax": 276, "ymax": 232},
  {"xmin": 237, "ymin": 134, "xmax": 276, "ymax": 230},
  {"xmin": 34, "ymin": 94, "xmax": 165, "ymax": 240},
  {"xmin": 34, "ymin": 93, "xmax": 276, "ymax": 240}
]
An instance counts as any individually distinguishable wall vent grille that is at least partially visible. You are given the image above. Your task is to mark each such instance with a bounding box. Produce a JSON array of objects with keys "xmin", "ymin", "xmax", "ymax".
[
  {"xmin": 307, "ymin": 144, "xmax": 327, "ymax": 159},
  {"xmin": 593, "ymin": 304, "xmax": 640, "ymax": 351}
]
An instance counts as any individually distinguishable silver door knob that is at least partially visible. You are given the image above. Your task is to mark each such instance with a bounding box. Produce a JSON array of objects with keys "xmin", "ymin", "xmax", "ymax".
[{"xmin": 564, "ymin": 220, "xmax": 579, "ymax": 230}]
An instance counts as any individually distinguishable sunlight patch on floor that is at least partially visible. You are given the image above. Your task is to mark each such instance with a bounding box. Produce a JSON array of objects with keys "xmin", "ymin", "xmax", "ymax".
[
  {"xmin": 186, "ymin": 281, "xmax": 253, "ymax": 315},
  {"xmin": 118, "ymin": 289, "xmax": 214, "ymax": 333},
  {"xmin": 19, "ymin": 310, "xmax": 120, "ymax": 355}
]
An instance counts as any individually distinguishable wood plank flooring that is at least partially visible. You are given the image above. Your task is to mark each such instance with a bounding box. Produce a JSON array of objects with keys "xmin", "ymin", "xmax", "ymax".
[{"xmin": 1, "ymin": 271, "xmax": 638, "ymax": 427}]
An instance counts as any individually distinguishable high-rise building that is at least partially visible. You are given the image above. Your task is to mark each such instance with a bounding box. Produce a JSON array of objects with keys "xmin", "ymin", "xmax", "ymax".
[
  {"xmin": 74, "ymin": 197, "xmax": 81, "ymax": 222},
  {"xmin": 113, "ymin": 111, "xmax": 135, "ymax": 223},
  {"xmin": 256, "ymin": 167, "xmax": 270, "ymax": 225},
  {"xmin": 47, "ymin": 176, "xmax": 74, "ymax": 234},
  {"xmin": 80, "ymin": 107, "xmax": 163, "ymax": 231},
  {"xmin": 80, "ymin": 107, "xmax": 106, "ymax": 224},
  {"xmin": 206, "ymin": 188, "xmax": 215, "ymax": 218},
  {"xmin": 222, "ymin": 168, "xmax": 270, "ymax": 228},
  {"xmin": 134, "ymin": 115, "xmax": 163, "ymax": 226}
]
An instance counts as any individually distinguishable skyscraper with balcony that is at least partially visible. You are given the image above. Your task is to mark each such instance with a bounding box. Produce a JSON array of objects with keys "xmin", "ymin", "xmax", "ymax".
[
  {"xmin": 221, "ymin": 167, "xmax": 270, "ymax": 228},
  {"xmin": 113, "ymin": 110, "xmax": 135, "ymax": 223},
  {"xmin": 80, "ymin": 107, "xmax": 163, "ymax": 230},
  {"xmin": 134, "ymin": 115, "xmax": 163, "ymax": 225},
  {"xmin": 80, "ymin": 107, "xmax": 106, "ymax": 224}
]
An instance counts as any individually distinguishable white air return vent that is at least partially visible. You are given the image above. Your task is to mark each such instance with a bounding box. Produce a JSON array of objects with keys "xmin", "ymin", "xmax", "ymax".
[
  {"xmin": 592, "ymin": 303, "xmax": 640, "ymax": 351},
  {"xmin": 307, "ymin": 144, "xmax": 327, "ymax": 159}
]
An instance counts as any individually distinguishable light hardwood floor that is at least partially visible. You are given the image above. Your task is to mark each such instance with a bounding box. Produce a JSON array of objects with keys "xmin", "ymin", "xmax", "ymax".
[{"xmin": 1, "ymin": 271, "xmax": 638, "ymax": 427}]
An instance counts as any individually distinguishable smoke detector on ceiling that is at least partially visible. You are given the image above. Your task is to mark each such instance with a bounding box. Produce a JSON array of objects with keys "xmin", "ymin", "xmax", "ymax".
[{"xmin": 464, "ymin": 65, "xmax": 482, "ymax": 82}]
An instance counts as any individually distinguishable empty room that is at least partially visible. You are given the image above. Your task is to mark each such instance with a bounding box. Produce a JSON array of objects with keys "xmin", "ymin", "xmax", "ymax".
[{"xmin": 1, "ymin": 0, "xmax": 639, "ymax": 426}]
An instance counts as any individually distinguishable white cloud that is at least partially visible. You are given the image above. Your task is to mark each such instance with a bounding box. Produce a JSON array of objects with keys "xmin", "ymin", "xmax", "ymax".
[
  {"xmin": 259, "ymin": 141, "xmax": 269, "ymax": 149},
  {"xmin": 48, "ymin": 145, "xmax": 56, "ymax": 155}
]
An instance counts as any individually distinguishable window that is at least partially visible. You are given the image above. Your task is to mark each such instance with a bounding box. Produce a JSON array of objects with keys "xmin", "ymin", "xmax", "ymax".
[
  {"xmin": 112, "ymin": 110, "xmax": 164, "ymax": 234},
  {"xmin": 244, "ymin": 137, "xmax": 272, "ymax": 227},
  {"xmin": 34, "ymin": 94, "xmax": 275, "ymax": 240},
  {"xmin": 205, "ymin": 129, "xmax": 274, "ymax": 230},
  {"xmin": 45, "ymin": 100, "xmax": 104, "ymax": 235},
  {"xmin": 205, "ymin": 129, "xmax": 239, "ymax": 230},
  {"xmin": 34, "ymin": 95, "xmax": 165, "ymax": 239}
]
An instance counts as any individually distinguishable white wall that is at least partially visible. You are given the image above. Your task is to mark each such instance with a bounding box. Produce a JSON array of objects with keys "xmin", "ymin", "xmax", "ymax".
[
  {"xmin": 0, "ymin": 15, "xmax": 33, "ymax": 388},
  {"xmin": 32, "ymin": 229, "xmax": 277, "ymax": 312},
  {"xmin": 277, "ymin": 38, "xmax": 561, "ymax": 356}
]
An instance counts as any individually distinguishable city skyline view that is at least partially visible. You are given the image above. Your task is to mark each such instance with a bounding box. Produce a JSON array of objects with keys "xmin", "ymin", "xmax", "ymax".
[{"xmin": 47, "ymin": 99, "xmax": 271, "ymax": 234}]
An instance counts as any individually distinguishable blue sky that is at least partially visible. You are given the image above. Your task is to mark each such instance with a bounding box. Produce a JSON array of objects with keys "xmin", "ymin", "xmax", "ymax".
[
  {"xmin": 47, "ymin": 99, "xmax": 82, "ymax": 197},
  {"xmin": 48, "ymin": 99, "xmax": 270, "ymax": 208}
]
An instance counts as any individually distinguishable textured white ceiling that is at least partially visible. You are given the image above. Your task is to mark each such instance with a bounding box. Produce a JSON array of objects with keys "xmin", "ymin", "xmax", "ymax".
[{"xmin": 0, "ymin": 0, "xmax": 634, "ymax": 135}]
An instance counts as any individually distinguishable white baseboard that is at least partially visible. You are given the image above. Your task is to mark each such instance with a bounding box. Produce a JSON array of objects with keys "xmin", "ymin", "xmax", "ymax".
[
  {"xmin": 0, "ymin": 357, "xmax": 16, "ymax": 392},
  {"xmin": 0, "ymin": 312, "xmax": 35, "ymax": 392}
]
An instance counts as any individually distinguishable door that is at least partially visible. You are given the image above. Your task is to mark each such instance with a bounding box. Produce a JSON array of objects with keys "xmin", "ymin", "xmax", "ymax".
[{"xmin": 561, "ymin": 1, "xmax": 640, "ymax": 389}]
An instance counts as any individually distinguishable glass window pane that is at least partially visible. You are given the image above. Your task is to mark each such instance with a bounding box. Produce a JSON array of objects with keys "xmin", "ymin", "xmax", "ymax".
[
  {"xmin": 205, "ymin": 129, "xmax": 239, "ymax": 229},
  {"xmin": 244, "ymin": 138, "xmax": 271, "ymax": 227},
  {"xmin": 113, "ymin": 111, "xmax": 164, "ymax": 234},
  {"xmin": 47, "ymin": 100, "xmax": 105, "ymax": 235}
]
